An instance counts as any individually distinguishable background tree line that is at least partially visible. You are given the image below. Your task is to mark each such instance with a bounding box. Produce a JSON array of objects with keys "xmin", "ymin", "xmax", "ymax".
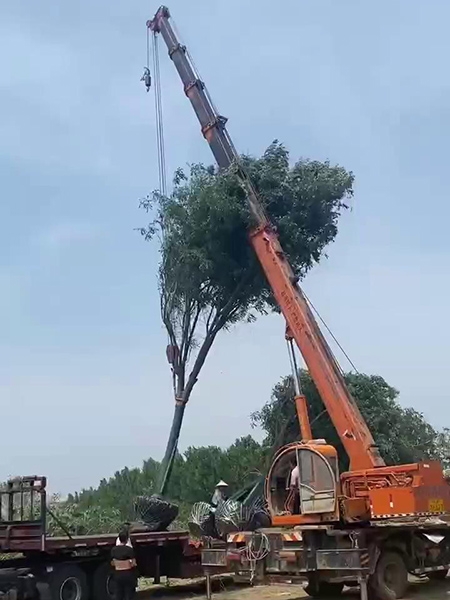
[{"xmin": 48, "ymin": 371, "xmax": 450, "ymax": 535}]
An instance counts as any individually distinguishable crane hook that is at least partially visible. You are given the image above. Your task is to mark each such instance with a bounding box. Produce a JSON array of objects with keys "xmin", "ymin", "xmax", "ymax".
[{"xmin": 141, "ymin": 67, "xmax": 152, "ymax": 92}]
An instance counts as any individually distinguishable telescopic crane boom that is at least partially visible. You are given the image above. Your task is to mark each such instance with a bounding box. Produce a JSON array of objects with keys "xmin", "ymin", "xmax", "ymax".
[{"xmin": 148, "ymin": 6, "xmax": 384, "ymax": 473}]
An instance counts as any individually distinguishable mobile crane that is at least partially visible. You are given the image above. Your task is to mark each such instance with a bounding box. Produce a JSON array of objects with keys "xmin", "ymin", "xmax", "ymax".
[{"xmin": 148, "ymin": 7, "xmax": 450, "ymax": 599}]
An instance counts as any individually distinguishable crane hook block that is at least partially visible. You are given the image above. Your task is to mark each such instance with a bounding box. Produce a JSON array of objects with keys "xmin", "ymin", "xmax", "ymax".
[{"xmin": 141, "ymin": 67, "xmax": 152, "ymax": 92}]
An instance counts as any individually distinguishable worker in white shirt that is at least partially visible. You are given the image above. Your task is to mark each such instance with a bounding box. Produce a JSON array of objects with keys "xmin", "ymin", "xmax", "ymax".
[
  {"xmin": 290, "ymin": 464, "xmax": 300, "ymax": 488},
  {"xmin": 211, "ymin": 480, "xmax": 229, "ymax": 508},
  {"xmin": 289, "ymin": 462, "xmax": 300, "ymax": 514},
  {"xmin": 116, "ymin": 524, "xmax": 132, "ymax": 547}
]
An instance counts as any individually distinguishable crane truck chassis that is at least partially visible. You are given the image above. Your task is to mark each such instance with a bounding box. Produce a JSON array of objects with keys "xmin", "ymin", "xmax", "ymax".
[
  {"xmin": 203, "ymin": 515, "xmax": 450, "ymax": 598},
  {"xmin": 147, "ymin": 6, "xmax": 450, "ymax": 599},
  {"xmin": 0, "ymin": 477, "xmax": 202, "ymax": 600}
]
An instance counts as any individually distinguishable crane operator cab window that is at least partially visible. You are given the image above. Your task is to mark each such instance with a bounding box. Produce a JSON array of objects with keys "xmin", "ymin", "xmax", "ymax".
[
  {"xmin": 294, "ymin": 447, "xmax": 337, "ymax": 514},
  {"xmin": 268, "ymin": 446, "xmax": 337, "ymax": 517}
]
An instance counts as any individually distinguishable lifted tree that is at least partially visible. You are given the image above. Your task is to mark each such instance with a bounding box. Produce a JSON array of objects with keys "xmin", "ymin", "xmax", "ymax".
[{"xmin": 139, "ymin": 141, "xmax": 354, "ymax": 494}]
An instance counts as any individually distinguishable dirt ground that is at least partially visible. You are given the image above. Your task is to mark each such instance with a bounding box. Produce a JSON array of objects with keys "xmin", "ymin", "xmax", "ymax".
[{"xmin": 138, "ymin": 576, "xmax": 450, "ymax": 600}]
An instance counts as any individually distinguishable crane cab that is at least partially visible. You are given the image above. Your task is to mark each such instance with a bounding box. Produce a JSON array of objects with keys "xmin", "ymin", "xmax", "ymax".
[{"xmin": 266, "ymin": 441, "xmax": 340, "ymax": 526}]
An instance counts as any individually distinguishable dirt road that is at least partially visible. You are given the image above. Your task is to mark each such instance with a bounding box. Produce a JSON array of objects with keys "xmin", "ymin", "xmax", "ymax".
[{"xmin": 139, "ymin": 577, "xmax": 450, "ymax": 600}]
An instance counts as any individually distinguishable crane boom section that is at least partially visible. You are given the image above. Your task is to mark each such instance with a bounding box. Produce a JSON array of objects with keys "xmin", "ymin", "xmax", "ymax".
[{"xmin": 149, "ymin": 7, "xmax": 384, "ymax": 471}]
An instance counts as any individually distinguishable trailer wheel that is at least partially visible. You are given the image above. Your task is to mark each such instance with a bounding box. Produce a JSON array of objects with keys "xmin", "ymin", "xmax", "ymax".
[
  {"xmin": 49, "ymin": 565, "xmax": 88, "ymax": 600},
  {"xmin": 92, "ymin": 562, "xmax": 116, "ymax": 600},
  {"xmin": 369, "ymin": 551, "xmax": 408, "ymax": 600},
  {"xmin": 304, "ymin": 579, "xmax": 344, "ymax": 597},
  {"xmin": 428, "ymin": 569, "xmax": 448, "ymax": 581}
]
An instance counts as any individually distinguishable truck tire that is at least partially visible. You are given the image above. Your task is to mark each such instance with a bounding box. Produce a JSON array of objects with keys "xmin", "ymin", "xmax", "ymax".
[
  {"xmin": 428, "ymin": 569, "xmax": 448, "ymax": 581},
  {"xmin": 92, "ymin": 562, "xmax": 116, "ymax": 600},
  {"xmin": 49, "ymin": 565, "xmax": 88, "ymax": 600},
  {"xmin": 369, "ymin": 551, "xmax": 408, "ymax": 600},
  {"xmin": 305, "ymin": 579, "xmax": 344, "ymax": 597}
]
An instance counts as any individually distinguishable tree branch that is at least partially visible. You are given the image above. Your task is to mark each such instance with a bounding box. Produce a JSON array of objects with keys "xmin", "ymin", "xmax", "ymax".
[
  {"xmin": 205, "ymin": 304, "xmax": 217, "ymax": 334},
  {"xmin": 182, "ymin": 303, "xmax": 202, "ymax": 365},
  {"xmin": 310, "ymin": 409, "xmax": 327, "ymax": 428},
  {"xmin": 179, "ymin": 297, "xmax": 193, "ymax": 365},
  {"xmin": 180, "ymin": 272, "xmax": 253, "ymax": 403},
  {"xmin": 268, "ymin": 414, "xmax": 296, "ymax": 465},
  {"xmin": 180, "ymin": 325, "xmax": 220, "ymax": 402}
]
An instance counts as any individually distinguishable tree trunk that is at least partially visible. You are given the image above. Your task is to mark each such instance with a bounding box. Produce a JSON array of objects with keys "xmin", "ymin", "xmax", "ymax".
[
  {"xmin": 157, "ymin": 276, "xmax": 251, "ymax": 496},
  {"xmin": 157, "ymin": 324, "xmax": 221, "ymax": 495},
  {"xmin": 158, "ymin": 401, "xmax": 186, "ymax": 495}
]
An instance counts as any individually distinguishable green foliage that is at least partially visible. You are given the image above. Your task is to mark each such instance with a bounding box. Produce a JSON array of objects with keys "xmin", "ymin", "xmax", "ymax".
[
  {"xmin": 47, "ymin": 499, "xmax": 121, "ymax": 536},
  {"xmin": 70, "ymin": 437, "xmax": 266, "ymax": 529},
  {"xmin": 75, "ymin": 459, "xmax": 160, "ymax": 520},
  {"xmin": 436, "ymin": 428, "xmax": 450, "ymax": 468},
  {"xmin": 252, "ymin": 370, "xmax": 440, "ymax": 470},
  {"xmin": 141, "ymin": 142, "xmax": 354, "ymax": 335},
  {"xmin": 168, "ymin": 436, "xmax": 268, "ymax": 505}
]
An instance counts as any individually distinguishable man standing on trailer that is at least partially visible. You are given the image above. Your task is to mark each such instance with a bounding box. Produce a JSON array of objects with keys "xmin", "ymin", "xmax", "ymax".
[{"xmin": 111, "ymin": 530, "xmax": 138, "ymax": 600}]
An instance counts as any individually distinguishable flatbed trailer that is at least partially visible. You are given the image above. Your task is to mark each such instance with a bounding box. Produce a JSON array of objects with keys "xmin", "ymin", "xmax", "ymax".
[{"xmin": 0, "ymin": 477, "xmax": 202, "ymax": 600}]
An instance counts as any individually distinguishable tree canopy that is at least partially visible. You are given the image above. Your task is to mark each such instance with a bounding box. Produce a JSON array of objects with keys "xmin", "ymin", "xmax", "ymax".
[
  {"xmin": 141, "ymin": 142, "xmax": 354, "ymax": 343},
  {"xmin": 252, "ymin": 369, "xmax": 442, "ymax": 470},
  {"xmin": 62, "ymin": 371, "xmax": 450, "ymax": 533}
]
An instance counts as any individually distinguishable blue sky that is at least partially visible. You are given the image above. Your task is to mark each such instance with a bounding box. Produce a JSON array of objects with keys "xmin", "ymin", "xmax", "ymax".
[{"xmin": 1, "ymin": 0, "xmax": 449, "ymax": 494}]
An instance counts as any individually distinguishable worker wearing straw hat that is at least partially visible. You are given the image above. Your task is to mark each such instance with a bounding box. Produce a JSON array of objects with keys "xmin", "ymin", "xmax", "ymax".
[{"xmin": 211, "ymin": 480, "xmax": 229, "ymax": 507}]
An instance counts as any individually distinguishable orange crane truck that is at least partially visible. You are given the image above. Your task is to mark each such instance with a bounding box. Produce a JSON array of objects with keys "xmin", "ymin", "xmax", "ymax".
[{"xmin": 149, "ymin": 7, "xmax": 450, "ymax": 599}]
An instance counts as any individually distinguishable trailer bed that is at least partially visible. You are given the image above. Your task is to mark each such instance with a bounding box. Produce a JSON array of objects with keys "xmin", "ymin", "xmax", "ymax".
[
  {"xmin": 0, "ymin": 522, "xmax": 197, "ymax": 554},
  {"xmin": 46, "ymin": 530, "xmax": 191, "ymax": 551}
]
